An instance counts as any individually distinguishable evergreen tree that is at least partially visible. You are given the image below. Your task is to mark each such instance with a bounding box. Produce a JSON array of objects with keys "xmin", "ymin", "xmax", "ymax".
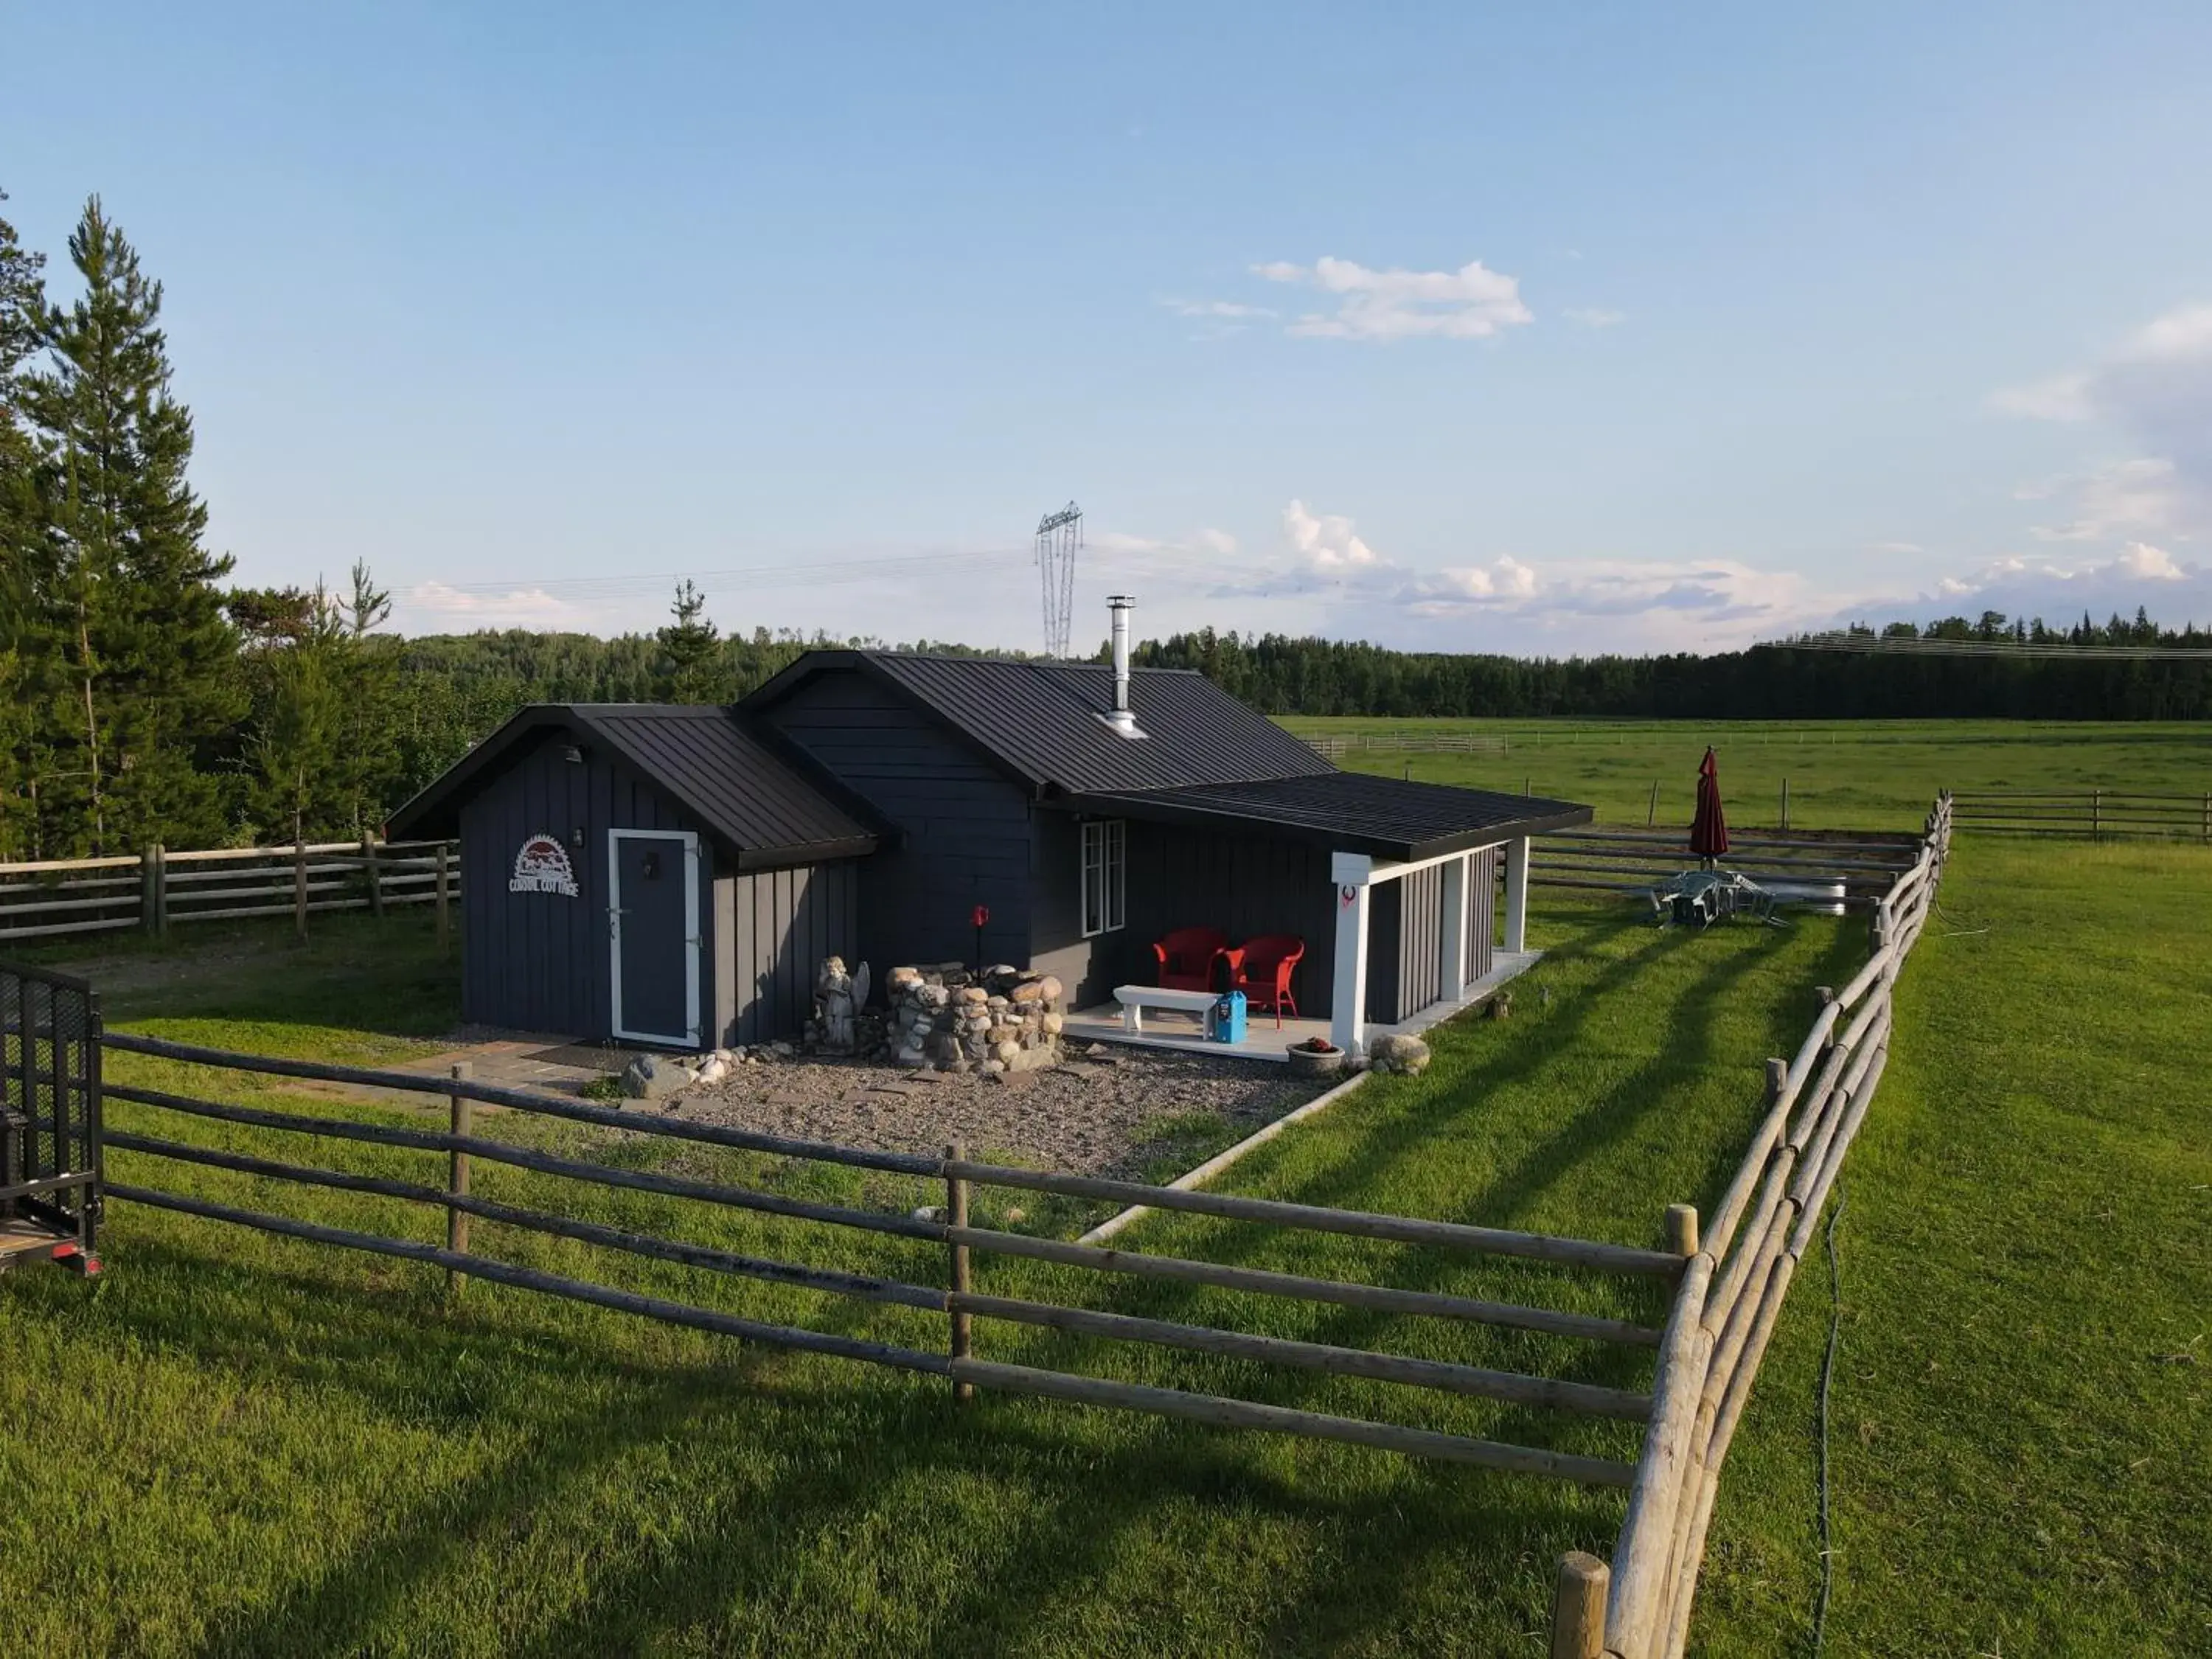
[
  {"xmin": 22, "ymin": 197, "xmax": 241, "ymax": 854},
  {"xmin": 0, "ymin": 187, "xmax": 51, "ymax": 855},
  {"xmin": 654, "ymin": 579, "xmax": 731, "ymax": 702},
  {"xmin": 243, "ymin": 581, "xmax": 348, "ymax": 845}
]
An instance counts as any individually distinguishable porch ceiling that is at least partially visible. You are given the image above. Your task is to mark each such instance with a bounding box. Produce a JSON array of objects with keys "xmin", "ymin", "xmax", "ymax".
[{"xmin": 1063, "ymin": 773, "xmax": 1593, "ymax": 862}]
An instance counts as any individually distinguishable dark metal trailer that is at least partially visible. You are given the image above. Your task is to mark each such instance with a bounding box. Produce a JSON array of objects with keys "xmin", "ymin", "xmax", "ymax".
[{"xmin": 0, "ymin": 957, "xmax": 102, "ymax": 1276}]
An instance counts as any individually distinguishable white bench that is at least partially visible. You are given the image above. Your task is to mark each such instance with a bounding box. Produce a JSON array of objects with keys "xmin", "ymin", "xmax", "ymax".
[{"xmin": 1112, "ymin": 984, "xmax": 1220, "ymax": 1037}]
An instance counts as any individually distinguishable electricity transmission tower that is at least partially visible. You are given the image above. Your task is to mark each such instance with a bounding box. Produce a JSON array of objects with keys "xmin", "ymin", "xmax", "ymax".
[{"xmin": 1034, "ymin": 501, "xmax": 1082, "ymax": 658}]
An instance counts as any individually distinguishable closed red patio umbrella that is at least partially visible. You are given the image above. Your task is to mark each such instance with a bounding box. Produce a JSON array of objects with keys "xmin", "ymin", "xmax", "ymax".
[{"xmin": 1689, "ymin": 745, "xmax": 1730, "ymax": 867}]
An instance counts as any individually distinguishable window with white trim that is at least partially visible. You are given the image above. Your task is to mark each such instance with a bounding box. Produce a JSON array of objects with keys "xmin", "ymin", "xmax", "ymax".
[{"xmin": 1081, "ymin": 818, "xmax": 1126, "ymax": 938}]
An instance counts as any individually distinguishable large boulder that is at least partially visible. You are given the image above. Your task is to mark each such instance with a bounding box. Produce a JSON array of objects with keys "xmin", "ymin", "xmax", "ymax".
[
  {"xmin": 1366, "ymin": 1034, "xmax": 1432, "ymax": 1077},
  {"xmin": 619, "ymin": 1054, "xmax": 689, "ymax": 1099}
]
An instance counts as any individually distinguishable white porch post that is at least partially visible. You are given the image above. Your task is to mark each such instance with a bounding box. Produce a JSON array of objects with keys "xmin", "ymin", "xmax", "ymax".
[
  {"xmin": 1439, "ymin": 850, "xmax": 1470, "ymax": 994},
  {"xmin": 1329, "ymin": 850, "xmax": 1373, "ymax": 1056},
  {"xmin": 1503, "ymin": 835, "xmax": 1531, "ymax": 954}
]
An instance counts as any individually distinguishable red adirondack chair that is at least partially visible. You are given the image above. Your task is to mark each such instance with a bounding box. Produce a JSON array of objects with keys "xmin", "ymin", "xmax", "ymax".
[
  {"xmin": 1227, "ymin": 934, "xmax": 1305, "ymax": 1026},
  {"xmin": 1152, "ymin": 927, "xmax": 1229, "ymax": 993}
]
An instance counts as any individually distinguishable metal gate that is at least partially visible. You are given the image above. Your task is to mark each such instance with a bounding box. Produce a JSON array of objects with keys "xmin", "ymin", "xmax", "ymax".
[{"xmin": 0, "ymin": 959, "xmax": 102, "ymax": 1274}]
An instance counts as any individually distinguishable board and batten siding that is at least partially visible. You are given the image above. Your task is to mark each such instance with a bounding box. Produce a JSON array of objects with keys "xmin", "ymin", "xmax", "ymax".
[
  {"xmin": 720, "ymin": 862, "xmax": 860, "ymax": 1045},
  {"xmin": 460, "ymin": 728, "xmax": 714, "ymax": 1039},
  {"xmin": 756, "ymin": 667, "xmax": 1034, "ymax": 970},
  {"xmin": 1367, "ymin": 844, "xmax": 1503, "ymax": 1023},
  {"xmin": 1032, "ymin": 813, "xmax": 1340, "ymax": 1017}
]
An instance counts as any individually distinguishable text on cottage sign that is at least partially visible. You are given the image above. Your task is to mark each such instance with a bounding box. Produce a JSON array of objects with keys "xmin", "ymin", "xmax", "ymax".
[{"xmin": 510, "ymin": 832, "xmax": 579, "ymax": 897}]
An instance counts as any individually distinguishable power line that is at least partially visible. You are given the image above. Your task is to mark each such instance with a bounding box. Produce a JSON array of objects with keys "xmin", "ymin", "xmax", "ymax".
[
  {"xmin": 404, "ymin": 546, "xmax": 1023, "ymax": 605},
  {"xmin": 1767, "ymin": 630, "xmax": 2212, "ymax": 661}
]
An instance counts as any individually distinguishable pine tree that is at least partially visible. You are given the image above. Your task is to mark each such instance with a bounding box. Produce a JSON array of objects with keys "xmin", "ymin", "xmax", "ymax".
[
  {"xmin": 23, "ymin": 197, "xmax": 241, "ymax": 853},
  {"xmin": 243, "ymin": 582, "xmax": 348, "ymax": 846},
  {"xmin": 655, "ymin": 579, "xmax": 730, "ymax": 702},
  {"xmin": 0, "ymin": 187, "xmax": 51, "ymax": 855}
]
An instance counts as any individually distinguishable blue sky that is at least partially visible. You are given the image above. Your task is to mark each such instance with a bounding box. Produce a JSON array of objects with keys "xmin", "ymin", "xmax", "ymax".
[{"xmin": 6, "ymin": 2, "xmax": 2210, "ymax": 653}]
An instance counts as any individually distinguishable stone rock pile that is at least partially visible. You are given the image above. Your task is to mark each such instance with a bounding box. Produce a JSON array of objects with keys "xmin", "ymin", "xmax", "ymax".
[{"xmin": 883, "ymin": 962, "xmax": 1065, "ymax": 1074}]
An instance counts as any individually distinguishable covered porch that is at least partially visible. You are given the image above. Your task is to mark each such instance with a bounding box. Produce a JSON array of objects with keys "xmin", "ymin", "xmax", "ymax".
[
  {"xmin": 1057, "ymin": 772, "xmax": 1591, "ymax": 1061},
  {"xmin": 1064, "ymin": 947, "xmax": 1543, "ymax": 1062}
]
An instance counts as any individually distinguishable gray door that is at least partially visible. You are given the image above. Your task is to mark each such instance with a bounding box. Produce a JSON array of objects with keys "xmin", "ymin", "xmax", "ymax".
[{"xmin": 611, "ymin": 830, "xmax": 698, "ymax": 1045}]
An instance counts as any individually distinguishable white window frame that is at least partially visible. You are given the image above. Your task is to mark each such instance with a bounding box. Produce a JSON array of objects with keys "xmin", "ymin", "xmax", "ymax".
[
  {"xmin": 1081, "ymin": 818, "xmax": 1127, "ymax": 939},
  {"xmin": 608, "ymin": 827, "xmax": 702, "ymax": 1046}
]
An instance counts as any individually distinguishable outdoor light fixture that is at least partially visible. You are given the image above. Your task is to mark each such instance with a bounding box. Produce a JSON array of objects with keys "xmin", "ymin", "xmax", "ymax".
[
  {"xmin": 562, "ymin": 744, "xmax": 585, "ymax": 764},
  {"xmin": 569, "ymin": 827, "xmax": 585, "ymax": 850}
]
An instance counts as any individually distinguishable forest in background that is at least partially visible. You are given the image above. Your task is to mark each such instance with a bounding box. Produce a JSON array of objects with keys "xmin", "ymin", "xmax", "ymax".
[{"xmin": 4, "ymin": 188, "xmax": 2208, "ymax": 862}]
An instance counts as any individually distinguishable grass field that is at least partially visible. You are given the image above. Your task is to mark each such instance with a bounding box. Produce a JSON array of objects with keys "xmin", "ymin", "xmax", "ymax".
[
  {"xmin": 1279, "ymin": 715, "xmax": 2212, "ymax": 830},
  {"xmin": 3, "ymin": 826, "xmax": 2207, "ymax": 1653}
]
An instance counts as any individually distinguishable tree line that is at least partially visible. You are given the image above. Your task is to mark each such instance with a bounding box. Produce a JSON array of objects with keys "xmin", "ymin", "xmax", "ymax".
[
  {"xmin": 1132, "ymin": 617, "xmax": 2212, "ymax": 722},
  {"xmin": 5, "ymin": 186, "xmax": 2208, "ymax": 865}
]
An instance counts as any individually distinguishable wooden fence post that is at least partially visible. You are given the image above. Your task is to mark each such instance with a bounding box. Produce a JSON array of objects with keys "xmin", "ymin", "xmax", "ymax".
[
  {"xmin": 1646, "ymin": 780, "xmax": 1659, "ymax": 827},
  {"xmin": 2202, "ymin": 792, "xmax": 2208, "ymax": 846},
  {"xmin": 1665, "ymin": 1203, "xmax": 1700, "ymax": 1259},
  {"xmin": 435, "ymin": 843, "xmax": 453, "ymax": 955},
  {"xmin": 2092, "ymin": 787, "xmax": 2102, "ymax": 842},
  {"xmin": 293, "ymin": 838, "xmax": 309, "ymax": 942},
  {"xmin": 1780, "ymin": 776, "xmax": 1790, "ymax": 832},
  {"xmin": 947, "ymin": 1139, "xmax": 973, "ymax": 1404},
  {"xmin": 361, "ymin": 835, "xmax": 383, "ymax": 919},
  {"xmin": 140, "ymin": 845, "xmax": 159, "ymax": 936},
  {"xmin": 1551, "ymin": 1551, "xmax": 1610, "ymax": 1659},
  {"xmin": 447, "ymin": 1061, "xmax": 471, "ymax": 1294},
  {"xmin": 153, "ymin": 842, "xmax": 167, "ymax": 937}
]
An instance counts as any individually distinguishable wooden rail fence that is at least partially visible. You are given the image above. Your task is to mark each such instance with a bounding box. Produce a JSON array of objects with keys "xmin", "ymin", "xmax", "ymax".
[
  {"xmin": 86, "ymin": 1027, "xmax": 1692, "ymax": 1492},
  {"xmin": 1950, "ymin": 790, "xmax": 2211, "ymax": 842},
  {"xmin": 1529, "ymin": 827, "xmax": 1922, "ymax": 911},
  {"xmin": 0, "ymin": 839, "xmax": 459, "ymax": 945},
  {"xmin": 1548, "ymin": 793, "xmax": 1953, "ymax": 1659}
]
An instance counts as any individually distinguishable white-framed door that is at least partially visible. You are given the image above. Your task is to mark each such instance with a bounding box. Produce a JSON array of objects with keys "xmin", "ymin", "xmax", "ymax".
[{"xmin": 608, "ymin": 827, "xmax": 702, "ymax": 1046}]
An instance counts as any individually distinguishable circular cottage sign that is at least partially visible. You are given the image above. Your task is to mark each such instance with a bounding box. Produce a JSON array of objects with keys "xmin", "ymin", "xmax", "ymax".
[{"xmin": 509, "ymin": 832, "xmax": 579, "ymax": 897}]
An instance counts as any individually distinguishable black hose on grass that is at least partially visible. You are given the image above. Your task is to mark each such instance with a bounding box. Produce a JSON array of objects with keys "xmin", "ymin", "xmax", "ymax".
[{"xmin": 1811, "ymin": 1184, "xmax": 1846, "ymax": 1655}]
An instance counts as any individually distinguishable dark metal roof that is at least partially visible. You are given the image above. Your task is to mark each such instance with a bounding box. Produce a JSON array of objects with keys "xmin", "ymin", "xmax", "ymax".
[
  {"xmin": 386, "ymin": 704, "xmax": 879, "ymax": 869},
  {"xmin": 742, "ymin": 650, "xmax": 1336, "ymax": 794},
  {"xmin": 1068, "ymin": 773, "xmax": 1594, "ymax": 862}
]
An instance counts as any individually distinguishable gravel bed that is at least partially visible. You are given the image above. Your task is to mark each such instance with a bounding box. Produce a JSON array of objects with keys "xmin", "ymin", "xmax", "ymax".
[{"xmin": 669, "ymin": 1045, "xmax": 1333, "ymax": 1178}]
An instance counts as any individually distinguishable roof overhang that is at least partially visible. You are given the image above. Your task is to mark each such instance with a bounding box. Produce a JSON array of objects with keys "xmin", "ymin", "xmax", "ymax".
[
  {"xmin": 1060, "ymin": 777, "xmax": 1593, "ymax": 863},
  {"xmin": 385, "ymin": 704, "xmax": 880, "ymax": 869}
]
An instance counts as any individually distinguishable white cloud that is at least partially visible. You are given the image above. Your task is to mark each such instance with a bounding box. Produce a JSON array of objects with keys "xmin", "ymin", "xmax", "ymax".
[
  {"xmin": 401, "ymin": 580, "xmax": 581, "ymax": 627},
  {"xmin": 1159, "ymin": 298, "xmax": 1277, "ymax": 320},
  {"xmin": 1253, "ymin": 256, "xmax": 1534, "ymax": 342},
  {"xmin": 1845, "ymin": 543, "xmax": 2208, "ymax": 633},
  {"xmin": 1989, "ymin": 372, "xmax": 2094, "ymax": 421},
  {"xmin": 2024, "ymin": 457, "xmax": 2182, "ymax": 542},
  {"xmin": 1565, "ymin": 307, "xmax": 1627, "ymax": 328},
  {"xmin": 1866, "ymin": 540, "xmax": 1924, "ymax": 554},
  {"xmin": 1993, "ymin": 301, "xmax": 2212, "ymax": 540},
  {"xmin": 1284, "ymin": 499, "xmax": 1385, "ymax": 570}
]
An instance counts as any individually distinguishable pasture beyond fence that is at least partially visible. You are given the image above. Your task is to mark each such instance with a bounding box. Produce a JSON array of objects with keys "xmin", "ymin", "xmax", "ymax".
[
  {"xmin": 0, "ymin": 839, "xmax": 459, "ymax": 945},
  {"xmin": 4, "ymin": 796, "xmax": 1955, "ymax": 1657},
  {"xmin": 1950, "ymin": 790, "xmax": 2212, "ymax": 841}
]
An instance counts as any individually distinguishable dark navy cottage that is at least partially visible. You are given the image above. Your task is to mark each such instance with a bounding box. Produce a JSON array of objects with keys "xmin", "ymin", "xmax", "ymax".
[{"xmin": 389, "ymin": 604, "xmax": 1590, "ymax": 1055}]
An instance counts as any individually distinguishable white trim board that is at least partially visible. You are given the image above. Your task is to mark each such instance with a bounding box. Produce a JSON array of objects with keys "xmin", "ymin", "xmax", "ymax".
[{"xmin": 608, "ymin": 827, "xmax": 702, "ymax": 1047}]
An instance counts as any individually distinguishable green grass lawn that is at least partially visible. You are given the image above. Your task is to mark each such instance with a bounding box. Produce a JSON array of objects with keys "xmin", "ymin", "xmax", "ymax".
[
  {"xmin": 1281, "ymin": 714, "xmax": 2212, "ymax": 830},
  {"xmin": 3, "ymin": 831, "xmax": 2205, "ymax": 1655},
  {"xmin": 1693, "ymin": 838, "xmax": 2212, "ymax": 1657},
  {"xmin": 1, "ymin": 902, "xmax": 1851, "ymax": 1657}
]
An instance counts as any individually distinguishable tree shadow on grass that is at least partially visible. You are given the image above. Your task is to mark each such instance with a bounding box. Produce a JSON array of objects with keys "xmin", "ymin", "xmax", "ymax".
[{"xmin": 32, "ymin": 1228, "xmax": 1632, "ymax": 1658}]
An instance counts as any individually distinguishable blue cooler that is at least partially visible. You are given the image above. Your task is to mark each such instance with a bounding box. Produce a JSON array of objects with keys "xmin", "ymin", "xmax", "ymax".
[{"xmin": 1208, "ymin": 991, "xmax": 1248, "ymax": 1043}]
